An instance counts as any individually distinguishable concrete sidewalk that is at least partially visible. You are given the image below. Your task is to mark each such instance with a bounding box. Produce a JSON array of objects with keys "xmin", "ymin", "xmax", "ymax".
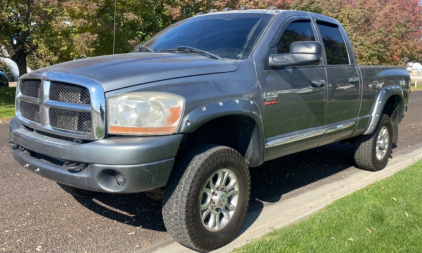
[{"xmin": 140, "ymin": 146, "xmax": 422, "ymax": 253}]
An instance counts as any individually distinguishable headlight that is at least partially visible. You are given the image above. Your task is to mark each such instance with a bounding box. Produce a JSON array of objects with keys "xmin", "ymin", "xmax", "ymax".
[{"xmin": 107, "ymin": 92, "xmax": 185, "ymax": 135}]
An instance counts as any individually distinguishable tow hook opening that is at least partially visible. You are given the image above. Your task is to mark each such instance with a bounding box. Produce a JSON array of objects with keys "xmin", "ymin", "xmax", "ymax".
[
  {"xmin": 7, "ymin": 141, "xmax": 18, "ymax": 149},
  {"xmin": 63, "ymin": 162, "xmax": 87, "ymax": 172}
]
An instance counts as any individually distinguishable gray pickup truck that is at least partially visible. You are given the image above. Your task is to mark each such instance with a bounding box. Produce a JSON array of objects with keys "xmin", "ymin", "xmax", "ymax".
[{"xmin": 9, "ymin": 8, "xmax": 410, "ymax": 252}]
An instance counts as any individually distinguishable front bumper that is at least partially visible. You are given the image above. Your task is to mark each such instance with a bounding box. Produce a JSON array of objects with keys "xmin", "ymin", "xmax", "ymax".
[{"xmin": 9, "ymin": 118, "xmax": 183, "ymax": 193}]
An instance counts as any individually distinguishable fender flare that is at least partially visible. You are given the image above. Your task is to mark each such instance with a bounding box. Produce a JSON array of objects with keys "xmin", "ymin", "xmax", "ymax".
[
  {"xmin": 364, "ymin": 85, "xmax": 404, "ymax": 135},
  {"xmin": 178, "ymin": 98, "xmax": 265, "ymax": 165}
]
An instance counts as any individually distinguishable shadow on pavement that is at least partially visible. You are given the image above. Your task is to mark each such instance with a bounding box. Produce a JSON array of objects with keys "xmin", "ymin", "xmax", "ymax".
[{"xmin": 73, "ymin": 141, "xmax": 397, "ymax": 235}]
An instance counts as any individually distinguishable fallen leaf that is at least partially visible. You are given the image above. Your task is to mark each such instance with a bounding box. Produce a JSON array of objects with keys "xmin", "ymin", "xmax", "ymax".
[
  {"xmin": 381, "ymin": 187, "xmax": 384, "ymax": 190},
  {"xmin": 128, "ymin": 232, "xmax": 135, "ymax": 235},
  {"xmin": 348, "ymin": 238, "xmax": 354, "ymax": 242},
  {"xmin": 405, "ymin": 212, "xmax": 409, "ymax": 218},
  {"xmin": 366, "ymin": 229, "xmax": 372, "ymax": 234},
  {"xmin": 392, "ymin": 197, "xmax": 397, "ymax": 202}
]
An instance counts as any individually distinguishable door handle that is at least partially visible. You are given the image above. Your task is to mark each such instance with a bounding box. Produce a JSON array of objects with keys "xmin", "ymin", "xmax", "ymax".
[
  {"xmin": 311, "ymin": 80, "xmax": 326, "ymax": 87},
  {"xmin": 349, "ymin": 77, "xmax": 360, "ymax": 84}
]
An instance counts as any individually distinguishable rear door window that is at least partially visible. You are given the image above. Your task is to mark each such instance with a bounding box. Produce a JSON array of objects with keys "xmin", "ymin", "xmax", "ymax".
[{"xmin": 316, "ymin": 22, "xmax": 349, "ymax": 65}]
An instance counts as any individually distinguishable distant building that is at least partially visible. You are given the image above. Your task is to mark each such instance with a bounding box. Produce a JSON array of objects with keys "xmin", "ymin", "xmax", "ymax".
[{"xmin": 407, "ymin": 61, "xmax": 422, "ymax": 76}]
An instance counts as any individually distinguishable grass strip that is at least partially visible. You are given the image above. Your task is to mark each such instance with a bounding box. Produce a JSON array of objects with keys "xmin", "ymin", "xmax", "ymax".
[
  {"xmin": 410, "ymin": 83, "xmax": 422, "ymax": 91},
  {"xmin": 0, "ymin": 87, "xmax": 16, "ymax": 120},
  {"xmin": 233, "ymin": 159, "xmax": 422, "ymax": 253}
]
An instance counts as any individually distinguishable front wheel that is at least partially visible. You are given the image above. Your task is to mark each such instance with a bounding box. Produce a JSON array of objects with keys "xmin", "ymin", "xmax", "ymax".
[
  {"xmin": 162, "ymin": 144, "xmax": 250, "ymax": 252},
  {"xmin": 354, "ymin": 114, "xmax": 393, "ymax": 171}
]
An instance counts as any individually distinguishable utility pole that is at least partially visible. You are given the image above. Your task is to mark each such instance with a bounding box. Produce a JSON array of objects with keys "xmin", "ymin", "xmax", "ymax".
[{"xmin": 113, "ymin": 0, "xmax": 116, "ymax": 55}]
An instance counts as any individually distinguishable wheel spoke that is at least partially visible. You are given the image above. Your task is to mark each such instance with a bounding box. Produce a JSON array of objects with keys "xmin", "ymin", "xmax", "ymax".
[
  {"xmin": 227, "ymin": 190, "xmax": 238, "ymax": 198},
  {"xmin": 222, "ymin": 208, "xmax": 231, "ymax": 220},
  {"xmin": 216, "ymin": 170, "xmax": 224, "ymax": 187},
  {"xmin": 202, "ymin": 208, "xmax": 211, "ymax": 222},
  {"xmin": 215, "ymin": 212, "xmax": 222, "ymax": 230},
  {"xmin": 221, "ymin": 170, "xmax": 230, "ymax": 187},
  {"xmin": 209, "ymin": 211, "xmax": 216, "ymax": 228},
  {"xmin": 209, "ymin": 175, "xmax": 216, "ymax": 191},
  {"xmin": 226, "ymin": 202, "xmax": 236, "ymax": 211},
  {"xmin": 226, "ymin": 179, "xmax": 237, "ymax": 192}
]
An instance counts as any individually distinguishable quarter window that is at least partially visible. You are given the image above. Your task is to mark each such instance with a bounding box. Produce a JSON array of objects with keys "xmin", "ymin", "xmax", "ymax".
[
  {"xmin": 276, "ymin": 20, "xmax": 315, "ymax": 54},
  {"xmin": 316, "ymin": 22, "xmax": 349, "ymax": 65}
]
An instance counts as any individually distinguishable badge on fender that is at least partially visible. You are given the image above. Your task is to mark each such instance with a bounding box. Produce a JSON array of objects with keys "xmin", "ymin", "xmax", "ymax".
[{"xmin": 263, "ymin": 92, "xmax": 278, "ymax": 106}]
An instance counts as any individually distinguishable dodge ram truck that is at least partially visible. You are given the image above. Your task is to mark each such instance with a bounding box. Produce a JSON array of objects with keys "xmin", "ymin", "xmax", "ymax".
[{"xmin": 8, "ymin": 7, "xmax": 410, "ymax": 252}]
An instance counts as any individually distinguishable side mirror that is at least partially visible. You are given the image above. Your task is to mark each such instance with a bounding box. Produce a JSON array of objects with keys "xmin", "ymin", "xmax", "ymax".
[{"xmin": 269, "ymin": 41, "xmax": 322, "ymax": 68}]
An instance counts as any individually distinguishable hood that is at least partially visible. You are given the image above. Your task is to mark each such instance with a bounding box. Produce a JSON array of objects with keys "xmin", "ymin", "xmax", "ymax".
[{"xmin": 26, "ymin": 53, "xmax": 240, "ymax": 92}]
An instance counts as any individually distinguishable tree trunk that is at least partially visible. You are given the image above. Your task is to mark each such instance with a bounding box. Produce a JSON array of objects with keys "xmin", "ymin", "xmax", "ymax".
[{"xmin": 11, "ymin": 48, "xmax": 28, "ymax": 77}]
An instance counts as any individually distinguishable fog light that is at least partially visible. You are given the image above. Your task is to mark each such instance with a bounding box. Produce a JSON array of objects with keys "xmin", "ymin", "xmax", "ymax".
[{"xmin": 115, "ymin": 173, "xmax": 126, "ymax": 186}]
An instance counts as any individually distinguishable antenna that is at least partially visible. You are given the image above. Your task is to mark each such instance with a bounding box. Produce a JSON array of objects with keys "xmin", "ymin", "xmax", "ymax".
[{"xmin": 113, "ymin": 0, "xmax": 116, "ymax": 55}]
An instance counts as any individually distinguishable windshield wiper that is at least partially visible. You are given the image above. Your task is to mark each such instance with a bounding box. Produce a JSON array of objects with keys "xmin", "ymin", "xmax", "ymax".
[
  {"xmin": 161, "ymin": 46, "xmax": 222, "ymax": 60},
  {"xmin": 133, "ymin": 44, "xmax": 155, "ymax": 53}
]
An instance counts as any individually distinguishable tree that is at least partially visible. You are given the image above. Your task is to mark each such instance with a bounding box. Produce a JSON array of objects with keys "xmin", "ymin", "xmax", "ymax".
[
  {"xmin": 0, "ymin": 0, "xmax": 98, "ymax": 76},
  {"xmin": 330, "ymin": 0, "xmax": 422, "ymax": 65},
  {"xmin": 1, "ymin": 0, "xmax": 421, "ymax": 74}
]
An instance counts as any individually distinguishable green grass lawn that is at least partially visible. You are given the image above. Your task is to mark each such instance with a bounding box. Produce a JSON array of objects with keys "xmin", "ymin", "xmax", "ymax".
[
  {"xmin": 0, "ymin": 87, "xmax": 16, "ymax": 120},
  {"xmin": 233, "ymin": 159, "xmax": 422, "ymax": 253},
  {"xmin": 411, "ymin": 83, "xmax": 422, "ymax": 91}
]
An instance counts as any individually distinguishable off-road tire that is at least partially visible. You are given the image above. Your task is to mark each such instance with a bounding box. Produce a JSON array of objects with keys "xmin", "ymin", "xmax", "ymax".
[
  {"xmin": 354, "ymin": 114, "xmax": 393, "ymax": 171},
  {"xmin": 57, "ymin": 183, "xmax": 97, "ymax": 199},
  {"xmin": 162, "ymin": 144, "xmax": 250, "ymax": 252}
]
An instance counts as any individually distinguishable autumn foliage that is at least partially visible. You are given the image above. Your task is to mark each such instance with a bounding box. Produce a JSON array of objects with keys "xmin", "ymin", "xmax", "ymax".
[{"xmin": 0, "ymin": 0, "xmax": 421, "ymax": 75}]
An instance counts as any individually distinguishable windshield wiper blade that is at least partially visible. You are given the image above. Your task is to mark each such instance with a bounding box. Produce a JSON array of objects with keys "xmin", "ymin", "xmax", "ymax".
[
  {"xmin": 133, "ymin": 44, "xmax": 155, "ymax": 53},
  {"xmin": 161, "ymin": 46, "xmax": 222, "ymax": 60}
]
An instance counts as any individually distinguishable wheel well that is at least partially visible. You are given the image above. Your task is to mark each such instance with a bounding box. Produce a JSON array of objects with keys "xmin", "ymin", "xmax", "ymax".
[
  {"xmin": 382, "ymin": 94, "xmax": 403, "ymax": 120},
  {"xmin": 178, "ymin": 115, "xmax": 263, "ymax": 167}
]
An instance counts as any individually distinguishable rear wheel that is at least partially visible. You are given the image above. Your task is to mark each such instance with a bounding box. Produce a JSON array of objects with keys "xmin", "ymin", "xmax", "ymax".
[
  {"xmin": 354, "ymin": 114, "xmax": 393, "ymax": 171},
  {"xmin": 162, "ymin": 144, "xmax": 250, "ymax": 252}
]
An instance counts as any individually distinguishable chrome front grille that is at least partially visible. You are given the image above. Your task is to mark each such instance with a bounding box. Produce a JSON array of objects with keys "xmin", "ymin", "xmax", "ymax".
[{"xmin": 16, "ymin": 75, "xmax": 106, "ymax": 140}]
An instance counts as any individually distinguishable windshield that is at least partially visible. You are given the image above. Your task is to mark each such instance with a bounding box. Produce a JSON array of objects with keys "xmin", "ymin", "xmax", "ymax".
[{"xmin": 144, "ymin": 13, "xmax": 274, "ymax": 60}]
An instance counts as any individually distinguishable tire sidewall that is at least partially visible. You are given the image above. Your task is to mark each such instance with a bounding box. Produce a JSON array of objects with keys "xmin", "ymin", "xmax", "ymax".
[
  {"xmin": 190, "ymin": 149, "xmax": 249, "ymax": 248},
  {"xmin": 371, "ymin": 115, "xmax": 393, "ymax": 170}
]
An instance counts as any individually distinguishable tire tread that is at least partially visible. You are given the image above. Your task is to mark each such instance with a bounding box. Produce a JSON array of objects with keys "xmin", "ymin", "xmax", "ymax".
[{"xmin": 162, "ymin": 144, "xmax": 250, "ymax": 252}]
